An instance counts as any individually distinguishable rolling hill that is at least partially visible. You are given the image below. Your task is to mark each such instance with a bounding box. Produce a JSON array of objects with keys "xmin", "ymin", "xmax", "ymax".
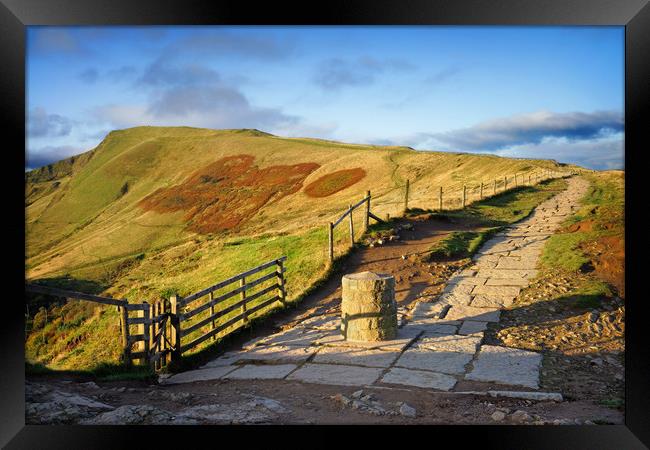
[{"xmin": 25, "ymin": 126, "xmax": 574, "ymax": 369}]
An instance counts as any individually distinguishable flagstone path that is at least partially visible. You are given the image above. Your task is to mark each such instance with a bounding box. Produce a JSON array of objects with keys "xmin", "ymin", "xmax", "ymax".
[{"xmin": 163, "ymin": 177, "xmax": 589, "ymax": 393}]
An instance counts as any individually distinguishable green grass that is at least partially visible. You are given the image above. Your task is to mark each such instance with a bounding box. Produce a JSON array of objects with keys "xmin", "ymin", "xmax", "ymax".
[
  {"xmin": 422, "ymin": 227, "xmax": 503, "ymax": 261},
  {"xmin": 540, "ymin": 171, "xmax": 624, "ymax": 271},
  {"xmin": 425, "ymin": 178, "xmax": 568, "ymax": 228}
]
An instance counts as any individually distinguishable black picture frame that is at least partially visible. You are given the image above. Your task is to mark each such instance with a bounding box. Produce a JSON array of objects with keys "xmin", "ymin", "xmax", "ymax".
[{"xmin": 3, "ymin": 0, "xmax": 648, "ymax": 447}]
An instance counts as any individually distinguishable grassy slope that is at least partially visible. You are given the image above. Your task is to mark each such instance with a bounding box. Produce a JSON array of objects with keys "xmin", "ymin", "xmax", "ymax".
[
  {"xmin": 25, "ymin": 126, "xmax": 573, "ymax": 371},
  {"xmin": 421, "ymin": 178, "xmax": 569, "ymax": 260},
  {"xmin": 539, "ymin": 171, "xmax": 624, "ymax": 303}
]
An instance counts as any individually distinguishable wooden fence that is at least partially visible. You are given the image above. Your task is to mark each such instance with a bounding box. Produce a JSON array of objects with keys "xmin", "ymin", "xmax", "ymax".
[
  {"xmin": 25, "ymin": 256, "xmax": 286, "ymax": 370},
  {"xmin": 374, "ymin": 167, "xmax": 570, "ymax": 214},
  {"xmin": 327, "ymin": 190, "xmax": 384, "ymax": 262},
  {"xmin": 325, "ymin": 167, "xmax": 572, "ymax": 263}
]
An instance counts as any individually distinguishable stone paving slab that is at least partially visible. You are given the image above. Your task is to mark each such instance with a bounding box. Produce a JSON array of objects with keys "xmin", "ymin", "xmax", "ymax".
[
  {"xmin": 251, "ymin": 327, "xmax": 332, "ymax": 348},
  {"xmin": 465, "ymin": 345, "xmax": 542, "ymax": 389},
  {"xmin": 415, "ymin": 333, "xmax": 483, "ymax": 353},
  {"xmin": 471, "ymin": 285, "xmax": 521, "ymax": 297},
  {"xmin": 312, "ymin": 346, "xmax": 401, "ymax": 368},
  {"xmin": 402, "ymin": 319, "xmax": 459, "ymax": 335},
  {"xmin": 294, "ymin": 314, "xmax": 340, "ymax": 331},
  {"xmin": 411, "ymin": 301, "xmax": 447, "ymax": 319},
  {"xmin": 437, "ymin": 292, "xmax": 473, "ymax": 306},
  {"xmin": 224, "ymin": 364, "xmax": 298, "ymax": 380},
  {"xmin": 470, "ymin": 294, "xmax": 515, "ymax": 308},
  {"xmin": 458, "ymin": 320, "xmax": 489, "ymax": 335},
  {"xmin": 447, "ymin": 276, "xmax": 487, "ymax": 286},
  {"xmin": 475, "ymin": 268, "xmax": 538, "ymax": 279},
  {"xmin": 237, "ymin": 345, "xmax": 319, "ymax": 364},
  {"xmin": 442, "ymin": 283, "xmax": 476, "ymax": 295},
  {"xmin": 395, "ymin": 348, "xmax": 474, "ymax": 375},
  {"xmin": 444, "ymin": 305, "xmax": 501, "ymax": 322},
  {"xmin": 495, "ymin": 257, "xmax": 538, "ymax": 269},
  {"xmin": 315, "ymin": 327, "xmax": 421, "ymax": 351},
  {"xmin": 380, "ymin": 367, "xmax": 457, "ymax": 391},
  {"xmin": 286, "ymin": 363, "xmax": 384, "ymax": 386},
  {"xmin": 201, "ymin": 352, "xmax": 246, "ymax": 368},
  {"xmin": 484, "ymin": 278, "xmax": 530, "ymax": 286},
  {"xmin": 162, "ymin": 366, "xmax": 238, "ymax": 385}
]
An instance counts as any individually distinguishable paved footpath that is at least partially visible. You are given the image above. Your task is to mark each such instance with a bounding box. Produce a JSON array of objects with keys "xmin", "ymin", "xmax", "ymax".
[{"xmin": 163, "ymin": 177, "xmax": 589, "ymax": 392}]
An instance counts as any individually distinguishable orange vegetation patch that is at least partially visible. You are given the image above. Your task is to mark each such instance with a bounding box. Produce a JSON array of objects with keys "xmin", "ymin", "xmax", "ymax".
[
  {"xmin": 303, "ymin": 168, "xmax": 366, "ymax": 198},
  {"xmin": 139, "ymin": 155, "xmax": 319, "ymax": 234},
  {"xmin": 582, "ymin": 235, "xmax": 625, "ymax": 298}
]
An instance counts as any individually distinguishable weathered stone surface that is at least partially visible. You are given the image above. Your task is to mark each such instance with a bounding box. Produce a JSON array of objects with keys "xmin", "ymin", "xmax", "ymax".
[
  {"xmin": 484, "ymin": 278, "xmax": 530, "ymax": 286},
  {"xmin": 176, "ymin": 396, "xmax": 288, "ymax": 424},
  {"xmin": 200, "ymin": 351, "xmax": 246, "ymax": 368},
  {"xmin": 487, "ymin": 391, "xmax": 563, "ymax": 402},
  {"xmin": 447, "ymin": 276, "xmax": 487, "ymax": 286},
  {"xmin": 470, "ymin": 294, "xmax": 515, "ymax": 308},
  {"xmin": 395, "ymin": 348, "xmax": 474, "ymax": 374},
  {"xmin": 437, "ymin": 291, "xmax": 473, "ymax": 306},
  {"xmin": 458, "ymin": 320, "xmax": 488, "ymax": 335},
  {"xmin": 81, "ymin": 405, "xmax": 197, "ymax": 425},
  {"xmin": 399, "ymin": 403, "xmax": 417, "ymax": 417},
  {"xmin": 26, "ymin": 383, "xmax": 116, "ymax": 424},
  {"xmin": 466, "ymin": 345, "xmax": 542, "ymax": 389},
  {"xmin": 411, "ymin": 301, "xmax": 446, "ymax": 319},
  {"xmin": 381, "ymin": 367, "xmax": 457, "ymax": 391},
  {"xmin": 475, "ymin": 269, "xmax": 538, "ymax": 279},
  {"xmin": 224, "ymin": 364, "xmax": 298, "ymax": 380},
  {"xmin": 471, "ymin": 285, "xmax": 521, "ymax": 297},
  {"xmin": 416, "ymin": 333, "xmax": 483, "ymax": 353},
  {"xmin": 402, "ymin": 319, "xmax": 458, "ymax": 335},
  {"xmin": 253, "ymin": 327, "xmax": 330, "ymax": 347},
  {"xmin": 495, "ymin": 257, "xmax": 538, "ymax": 270},
  {"xmin": 341, "ymin": 271, "xmax": 398, "ymax": 341},
  {"xmin": 238, "ymin": 345, "xmax": 318, "ymax": 364},
  {"xmin": 442, "ymin": 283, "xmax": 475, "ymax": 295},
  {"xmin": 444, "ymin": 305, "xmax": 501, "ymax": 322},
  {"xmin": 312, "ymin": 346, "xmax": 401, "ymax": 368},
  {"xmin": 162, "ymin": 365, "xmax": 238, "ymax": 385},
  {"xmin": 287, "ymin": 363, "xmax": 384, "ymax": 386},
  {"xmin": 316, "ymin": 327, "xmax": 420, "ymax": 351},
  {"xmin": 295, "ymin": 314, "xmax": 340, "ymax": 330}
]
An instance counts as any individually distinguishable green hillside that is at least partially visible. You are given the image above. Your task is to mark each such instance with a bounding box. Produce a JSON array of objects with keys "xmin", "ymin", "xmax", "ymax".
[{"xmin": 25, "ymin": 126, "xmax": 572, "ymax": 370}]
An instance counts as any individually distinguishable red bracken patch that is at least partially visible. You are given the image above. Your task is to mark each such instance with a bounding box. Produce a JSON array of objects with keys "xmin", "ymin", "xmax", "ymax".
[
  {"xmin": 139, "ymin": 155, "xmax": 319, "ymax": 234},
  {"xmin": 303, "ymin": 168, "xmax": 366, "ymax": 198}
]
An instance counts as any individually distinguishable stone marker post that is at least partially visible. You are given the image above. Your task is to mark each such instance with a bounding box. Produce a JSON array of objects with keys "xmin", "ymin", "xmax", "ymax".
[{"xmin": 340, "ymin": 271, "xmax": 397, "ymax": 341}]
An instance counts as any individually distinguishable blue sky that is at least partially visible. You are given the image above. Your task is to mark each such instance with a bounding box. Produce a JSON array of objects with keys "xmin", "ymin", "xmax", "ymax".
[{"xmin": 26, "ymin": 26, "xmax": 624, "ymax": 170}]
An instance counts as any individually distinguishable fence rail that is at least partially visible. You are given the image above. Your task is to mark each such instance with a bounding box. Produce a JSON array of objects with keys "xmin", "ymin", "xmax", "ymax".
[
  {"xmin": 324, "ymin": 167, "xmax": 573, "ymax": 263},
  {"xmin": 25, "ymin": 255, "xmax": 287, "ymax": 370}
]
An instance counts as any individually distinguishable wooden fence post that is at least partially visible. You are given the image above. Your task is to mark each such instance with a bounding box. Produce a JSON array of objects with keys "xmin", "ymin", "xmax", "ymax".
[
  {"xmin": 493, "ymin": 179, "xmax": 497, "ymax": 195},
  {"xmin": 328, "ymin": 222, "xmax": 334, "ymax": 263},
  {"xmin": 240, "ymin": 278, "xmax": 248, "ymax": 324},
  {"xmin": 514, "ymin": 173, "xmax": 518, "ymax": 187},
  {"xmin": 479, "ymin": 182, "xmax": 483, "ymax": 199},
  {"xmin": 528, "ymin": 174, "xmax": 531, "ymax": 185},
  {"xmin": 277, "ymin": 259, "xmax": 287, "ymax": 306},
  {"xmin": 119, "ymin": 305, "xmax": 131, "ymax": 367},
  {"xmin": 169, "ymin": 295, "xmax": 181, "ymax": 364},
  {"xmin": 504, "ymin": 176, "xmax": 508, "ymax": 190},
  {"xmin": 348, "ymin": 204, "xmax": 355, "ymax": 245},
  {"xmin": 404, "ymin": 179, "xmax": 410, "ymax": 213},
  {"xmin": 142, "ymin": 302, "xmax": 150, "ymax": 367},
  {"xmin": 363, "ymin": 191, "xmax": 370, "ymax": 232},
  {"xmin": 438, "ymin": 186, "xmax": 443, "ymax": 211},
  {"xmin": 209, "ymin": 291, "xmax": 216, "ymax": 341},
  {"xmin": 462, "ymin": 185, "xmax": 467, "ymax": 208}
]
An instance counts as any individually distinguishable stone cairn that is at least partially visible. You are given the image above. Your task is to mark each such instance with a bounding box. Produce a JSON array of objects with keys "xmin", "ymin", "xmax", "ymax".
[{"xmin": 341, "ymin": 271, "xmax": 398, "ymax": 341}]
